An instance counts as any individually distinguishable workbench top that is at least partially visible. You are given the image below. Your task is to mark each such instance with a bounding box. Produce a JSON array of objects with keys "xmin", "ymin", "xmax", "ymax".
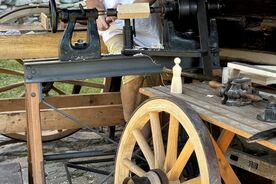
[{"xmin": 140, "ymin": 82, "xmax": 276, "ymax": 151}]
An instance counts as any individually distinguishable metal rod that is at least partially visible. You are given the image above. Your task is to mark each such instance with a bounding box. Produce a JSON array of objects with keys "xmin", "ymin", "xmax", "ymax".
[
  {"xmin": 44, "ymin": 151, "xmax": 115, "ymax": 161},
  {"xmin": 66, "ymin": 163, "xmax": 111, "ymax": 175}
]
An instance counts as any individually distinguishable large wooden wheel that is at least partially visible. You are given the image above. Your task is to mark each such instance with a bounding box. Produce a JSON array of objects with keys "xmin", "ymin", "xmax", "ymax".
[
  {"xmin": 0, "ymin": 6, "xmax": 114, "ymax": 142},
  {"xmin": 115, "ymin": 97, "xmax": 221, "ymax": 184}
]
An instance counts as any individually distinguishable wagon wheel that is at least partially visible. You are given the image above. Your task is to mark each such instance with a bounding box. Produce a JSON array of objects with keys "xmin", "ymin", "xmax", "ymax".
[
  {"xmin": 0, "ymin": 60, "xmax": 112, "ymax": 142},
  {"xmin": 0, "ymin": 6, "xmax": 114, "ymax": 142},
  {"xmin": 115, "ymin": 97, "xmax": 221, "ymax": 184}
]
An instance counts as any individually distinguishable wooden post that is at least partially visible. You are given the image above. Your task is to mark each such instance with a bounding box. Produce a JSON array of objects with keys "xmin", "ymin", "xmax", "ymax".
[{"xmin": 26, "ymin": 83, "xmax": 45, "ymax": 184}]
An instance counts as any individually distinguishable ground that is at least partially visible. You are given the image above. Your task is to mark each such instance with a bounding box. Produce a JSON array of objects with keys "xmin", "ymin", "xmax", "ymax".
[{"xmin": 0, "ymin": 128, "xmax": 122, "ymax": 184}]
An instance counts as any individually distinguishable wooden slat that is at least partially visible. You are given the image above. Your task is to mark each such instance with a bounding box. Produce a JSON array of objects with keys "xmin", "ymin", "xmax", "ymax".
[
  {"xmin": 156, "ymin": 86, "xmax": 274, "ymax": 132},
  {"xmin": 0, "ymin": 92, "xmax": 121, "ymax": 112},
  {"xmin": 0, "ymin": 104, "xmax": 124, "ymax": 133},
  {"xmin": 0, "ymin": 32, "xmax": 108, "ymax": 59}
]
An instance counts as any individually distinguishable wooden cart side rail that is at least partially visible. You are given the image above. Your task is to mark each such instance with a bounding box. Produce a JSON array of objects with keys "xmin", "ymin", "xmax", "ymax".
[
  {"xmin": 0, "ymin": 104, "xmax": 124, "ymax": 134},
  {"xmin": 0, "ymin": 92, "xmax": 121, "ymax": 112}
]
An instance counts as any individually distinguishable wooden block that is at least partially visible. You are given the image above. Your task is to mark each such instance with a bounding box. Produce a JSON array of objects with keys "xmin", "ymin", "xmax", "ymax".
[{"xmin": 117, "ymin": 3, "xmax": 150, "ymax": 19}]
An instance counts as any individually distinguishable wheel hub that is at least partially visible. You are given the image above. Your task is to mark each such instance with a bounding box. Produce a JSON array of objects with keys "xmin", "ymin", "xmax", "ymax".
[{"xmin": 123, "ymin": 169, "xmax": 169, "ymax": 184}]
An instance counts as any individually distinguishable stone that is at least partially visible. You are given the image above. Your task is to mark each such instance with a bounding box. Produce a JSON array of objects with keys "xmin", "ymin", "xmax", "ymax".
[
  {"xmin": 14, "ymin": 0, "xmax": 31, "ymax": 6},
  {"xmin": 0, "ymin": 5, "xmax": 8, "ymax": 9}
]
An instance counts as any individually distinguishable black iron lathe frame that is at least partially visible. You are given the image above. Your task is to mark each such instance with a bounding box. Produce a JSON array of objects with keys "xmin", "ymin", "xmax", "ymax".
[{"xmin": 24, "ymin": 0, "xmax": 221, "ymax": 83}]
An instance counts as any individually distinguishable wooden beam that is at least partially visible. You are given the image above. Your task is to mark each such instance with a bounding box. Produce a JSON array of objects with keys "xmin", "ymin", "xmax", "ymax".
[
  {"xmin": 220, "ymin": 49, "xmax": 276, "ymax": 65},
  {"xmin": 0, "ymin": 104, "xmax": 124, "ymax": 134},
  {"xmin": 25, "ymin": 83, "xmax": 45, "ymax": 184},
  {"xmin": 0, "ymin": 92, "xmax": 121, "ymax": 112},
  {"xmin": 0, "ymin": 33, "xmax": 108, "ymax": 59}
]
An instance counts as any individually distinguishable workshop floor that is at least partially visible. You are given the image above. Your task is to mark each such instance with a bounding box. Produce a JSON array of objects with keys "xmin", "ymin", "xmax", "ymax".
[{"xmin": 0, "ymin": 128, "xmax": 121, "ymax": 184}]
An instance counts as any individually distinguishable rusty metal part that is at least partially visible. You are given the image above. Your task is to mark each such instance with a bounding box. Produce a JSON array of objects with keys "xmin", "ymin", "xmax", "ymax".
[
  {"xmin": 209, "ymin": 78, "xmax": 262, "ymax": 106},
  {"xmin": 257, "ymin": 103, "xmax": 276, "ymax": 123}
]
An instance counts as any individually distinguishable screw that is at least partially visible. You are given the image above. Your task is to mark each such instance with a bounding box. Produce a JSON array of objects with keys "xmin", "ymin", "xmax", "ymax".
[
  {"xmin": 27, "ymin": 75, "xmax": 33, "ymax": 80},
  {"xmin": 31, "ymin": 92, "xmax": 36, "ymax": 97},
  {"xmin": 31, "ymin": 69, "xmax": 36, "ymax": 74}
]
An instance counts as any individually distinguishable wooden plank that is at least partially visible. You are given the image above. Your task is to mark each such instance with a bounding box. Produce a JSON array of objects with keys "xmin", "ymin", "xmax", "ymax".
[
  {"xmin": 0, "ymin": 92, "xmax": 121, "ymax": 112},
  {"xmin": 228, "ymin": 62, "xmax": 276, "ymax": 78},
  {"xmin": 156, "ymin": 86, "xmax": 274, "ymax": 131},
  {"xmin": 25, "ymin": 83, "xmax": 45, "ymax": 184},
  {"xmin": 0, "ymin": 33, "xmax": 108, "ymax": 59},
  {"xmin": 0, "ymin": 104, "xmax": 124, "ymax": 133},
  {"xmin": 0, "ymin": 163, "xmax": 23, "ymax": 184},
  {"xmin": 220, "ymin": 49, "xmax": 276, "ymax": 65}
]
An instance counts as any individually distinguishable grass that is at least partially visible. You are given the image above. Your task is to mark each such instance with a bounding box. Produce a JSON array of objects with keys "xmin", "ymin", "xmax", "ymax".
[{"xmin": 0, "ymin": 59, "xmax": 104, "ymax": 98}]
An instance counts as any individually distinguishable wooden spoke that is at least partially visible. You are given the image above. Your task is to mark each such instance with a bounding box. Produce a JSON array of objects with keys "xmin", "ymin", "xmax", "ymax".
[
  {"xmin": 20, "ymin": 92, "xmax": 25, "ymax": 97},
  {"xmin": 133, "ymin": 129, "xmax": 155, "ymax": 169},
  {"xmin": 164, "ymin": 115, "xmax": 179, "ymax": 172},
  {"xmin": 122, "ymin": 158, "xmax": 146, "ymax": 177},
  {"xmin": 0, "ymin": 68, "xmax": 24, "ymax": 76},
  {"xmin": 0, "ymin": 82, "xmax": 24, "ymax": 93},
  {"xmin": 149, "ymin": 112, "xmax": 165, "ymax": 169},
  {"xmin": 167, "ymin": 139, "xmax": 194, "ymax": 181},
  {"xmin": 51, "ymin": 86, "xmax": 66, "ymax": 95},
  {"xmin": 182, "ymin": 176, "xmax": 201, "ymax": 184},
  {"xmin": 15, "ymin": 59, "xmax": 24, "ymax": 65},
  {"xmin": 63, "ymin": 80, "xmax": 105, "ymax": 89}
]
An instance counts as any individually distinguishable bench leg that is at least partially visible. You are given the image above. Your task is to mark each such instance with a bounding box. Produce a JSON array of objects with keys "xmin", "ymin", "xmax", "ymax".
[
  {"xmin": 26, "ymin": 83, "xmax": 45, "ymax": 184},
  {"xmin": 211, "ymin": 130, "xmax": 241, "ymax": 184}
]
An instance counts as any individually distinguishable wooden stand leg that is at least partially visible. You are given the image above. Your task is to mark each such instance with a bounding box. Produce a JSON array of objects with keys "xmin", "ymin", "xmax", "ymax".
[
  {"xmin": 211, "ymin": 130, "xmax": 240, "ymax": 184},
  {"xmin": 26, "ymin": 83, "xmax": 45, "ymax": 184}
]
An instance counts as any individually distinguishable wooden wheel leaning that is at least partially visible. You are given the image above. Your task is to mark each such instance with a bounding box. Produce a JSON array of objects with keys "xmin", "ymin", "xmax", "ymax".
[
  {"xmin": 0, "ymin": 6, "xmax": 114, "ymax": 142},
  {"xmin": 115, "ymin": 97, "xmax": 221, "ymax": 184}
]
